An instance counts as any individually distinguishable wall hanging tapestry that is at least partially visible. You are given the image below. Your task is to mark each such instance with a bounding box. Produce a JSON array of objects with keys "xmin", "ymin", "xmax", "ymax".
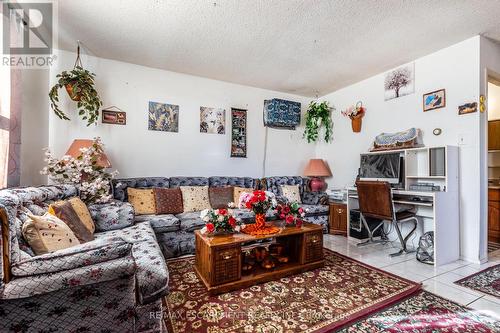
[
  {"xmin": 148, "ymin": 101, "xmax": 179, "ymax": 132},
  {"xmin": 263, "ymin": 98, "xmax": 301, "ymax": 129},
  {"xmin": 231, "ymin": 108, "xmax": 247, "ymax": 157},
  {"xmin": 200, "ymin": 106, "xmax": 225, "ymax": 134},
  {"xmin": 371, "ymin": 127, "xmax": 422, "ymax": 151},
  {"xmin": 102, "ymin": 106, "xmax": 126, "ymax": 125},
  {"xmin": 384, "ymin": 63, "xmax": 415, "ymax": 101},
  {"xmin": 423, "ymin": 89, "xmax": 446, "ymax": 112}
]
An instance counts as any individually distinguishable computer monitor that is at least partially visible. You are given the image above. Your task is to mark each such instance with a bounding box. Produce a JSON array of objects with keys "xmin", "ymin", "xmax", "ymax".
[{"xmin": 359, "ymin": 152, "xmax": 402, "ymax": 184}]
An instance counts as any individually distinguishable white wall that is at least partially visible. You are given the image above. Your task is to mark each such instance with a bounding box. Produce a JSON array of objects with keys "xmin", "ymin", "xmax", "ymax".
[
  {"xmin": 316, "ymin": 37, "xmax": 482, "ymax": 262},
  {"xmin": 488, "ymin": 82, "xmax": 500, "ymax": 120},
  {"xmin": 46, "ymin": 50, "xmax": 315, "ymax": 179}
]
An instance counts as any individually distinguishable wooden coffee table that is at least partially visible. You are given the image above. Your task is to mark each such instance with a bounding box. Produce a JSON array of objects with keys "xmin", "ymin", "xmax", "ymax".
[{"xmin": 194, "ymin": 221, "xmax": 324, "ymax": 295}]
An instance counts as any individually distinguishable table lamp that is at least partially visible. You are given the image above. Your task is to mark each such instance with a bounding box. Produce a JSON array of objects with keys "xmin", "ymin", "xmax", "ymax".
[
  {"xmin": 304, "ymin": 159, "xmax": 332, "ymax": 191},
  {"xmin": 65, "ymin": 139, "xmax": 111, "ymax": 168}
]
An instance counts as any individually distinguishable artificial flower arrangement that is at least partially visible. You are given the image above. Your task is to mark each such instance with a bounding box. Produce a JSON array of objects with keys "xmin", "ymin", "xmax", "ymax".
[
  {"xmin": 341, "ymin": 101, "xmax": 366, "ymax": 132},
  {"xmin": 41, "ymin": 137, "xmax": 117, "ymax": 204},
  {"xmin": 239, "ymin": 190, "xmax": 280, "ymax": 235},
  {"xmin": 200, "ymin": 204, "xmax": 240, "ymax": 235},
  {"xmin": 276, "ymin": 202, "xmax": 306, "ymax": 227},
  {"xmin": 239, "ymin": 190, "xmax": 278, "ymax": 214}
]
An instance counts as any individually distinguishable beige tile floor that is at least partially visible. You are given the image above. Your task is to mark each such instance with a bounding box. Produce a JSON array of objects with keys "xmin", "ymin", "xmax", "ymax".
[{"xmin": 323, "ymin": 234, "xmax": 500, "ymax": 320}]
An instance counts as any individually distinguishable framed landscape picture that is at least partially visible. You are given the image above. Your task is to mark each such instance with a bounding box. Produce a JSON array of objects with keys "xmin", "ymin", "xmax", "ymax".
[
  {"xmin": 423, "ymin": 89, "xmax": 446, "ymax": 112},
  {"xmin": 384, "ymin": 63, "xmax": 415, "ymax": 101},
  {"xmin": 458, "ymin": 102, "xmax": 477, "ymax": 115}
]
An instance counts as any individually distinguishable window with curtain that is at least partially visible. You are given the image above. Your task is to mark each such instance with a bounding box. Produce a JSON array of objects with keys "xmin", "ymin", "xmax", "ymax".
[{"xmin": 0, "ymin": 65, "xmax": 11, "ymax": 189}]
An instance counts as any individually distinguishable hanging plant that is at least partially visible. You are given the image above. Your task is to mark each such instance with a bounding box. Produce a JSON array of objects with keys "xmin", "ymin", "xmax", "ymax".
[
  {"xmin": 303, "ymin": 101, "xmax": 334, "ymax": 143},
  {"xmin": 49, "ymin": 45, "xmax": 102, "ymax": 126}
]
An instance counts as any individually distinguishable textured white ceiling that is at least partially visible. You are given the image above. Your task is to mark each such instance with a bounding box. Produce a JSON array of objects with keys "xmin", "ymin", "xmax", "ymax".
[{"xmin": 56, "ymin": 0, "xmax": 500, "ymax": 97}]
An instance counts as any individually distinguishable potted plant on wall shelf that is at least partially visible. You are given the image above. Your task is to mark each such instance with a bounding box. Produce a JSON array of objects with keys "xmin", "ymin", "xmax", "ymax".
[
  {"xmin": 49, "ymin": 45, "xmax": 102, "ymax": 126},
  {"xmin": 342, "ymin": 101, "xmax": 365, "ymax": 133},
  {"xmin": 303, "ymin": 101, "xmax": 334, "ymax": 143}
]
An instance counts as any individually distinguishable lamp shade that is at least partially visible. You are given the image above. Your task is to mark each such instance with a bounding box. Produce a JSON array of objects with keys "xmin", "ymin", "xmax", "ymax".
[
  {"xmin": 304, "ymin": 159, "xmax": 332, "ymax": 177},
  {"xmin": 65, "ymin": 139, "xmax": 112, "ymax": 168}
]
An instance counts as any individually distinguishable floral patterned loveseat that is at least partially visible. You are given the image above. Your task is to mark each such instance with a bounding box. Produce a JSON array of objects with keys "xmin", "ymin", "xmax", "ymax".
[
  {"xmin": 112, "ymin": 176, "xmax": 329, "ymax": 260},
  {"xmin": 0, "ymin": 185, "xmax": 169, "ymax": 332}
]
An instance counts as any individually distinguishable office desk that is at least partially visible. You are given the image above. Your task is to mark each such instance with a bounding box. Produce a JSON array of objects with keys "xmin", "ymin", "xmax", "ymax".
[{"xmin": 346, "ymin": 187, "xmax": 459, "ymax": 266}]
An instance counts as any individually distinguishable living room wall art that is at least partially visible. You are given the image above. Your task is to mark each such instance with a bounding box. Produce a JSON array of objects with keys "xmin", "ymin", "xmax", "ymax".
[
  {"xmin": 148, "ymin": 101, "xmax": 179, "ymax": 132},
  {"xmin": 102, "ymin": 106, "xmax": 126, "ymax": 125},
  {"xmin": 384, "ymin": 63, "xmax": 415, "ymax": 101},
  {"xmin": 200, "ymin": 107, "xmax": 225, "ymax": 134},
  {"xmin": 458, "ymin": 102, "xmax": 477, "ymax": 115},
  {"xmin": 423, "ymin": 89, "xmax": 446, "ymax": 112},
  {"xmin": 231, "ymin": 108, "xmax": 247, "ymax": 157}
]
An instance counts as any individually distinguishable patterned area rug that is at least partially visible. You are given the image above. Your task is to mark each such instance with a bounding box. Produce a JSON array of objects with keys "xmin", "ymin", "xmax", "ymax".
[
  {"xmin": 338, "ymin": 290, "xmax": 500, "ymax": 332},
  {"xmin": 164, "ymin": 248, "xmax": 420, "ymax": 333},
  {"xmin": 455, "ymin": 264, "xmax": 500, "ymax": 298}
]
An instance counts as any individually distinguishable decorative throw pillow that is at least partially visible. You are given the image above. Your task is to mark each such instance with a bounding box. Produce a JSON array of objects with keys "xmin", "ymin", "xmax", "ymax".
[
  {"xmin": 209, "ymin": 187, "xmax": 234, "ymax": 209},
  {"xmin": 154, "ymin": 188, "xmax": 184, "ymax": 214},
  {"xmin": 67, "ymin": 197, "xmax": 95, "ymax": 234},
  {"xmin": 233, "ymin": 186, "xmax": 253, "ymax": 206},
  {"xmin": 48, "ymin": 200, "xmax": 94, "ymax": 243},
  {"xmin": 22, "ymin": 213, "xmax": 80, "ymax": 255},
  {"xmin": 179, "ymin": 186, "xmax": 211, "ymax": 212},
  {"xmin": 127, "ymin": 188, "xmax": 156, "ymax": 215},
  {"xmin": 281, "ymin": 185, "xmax": 302, "ymax": 203}
]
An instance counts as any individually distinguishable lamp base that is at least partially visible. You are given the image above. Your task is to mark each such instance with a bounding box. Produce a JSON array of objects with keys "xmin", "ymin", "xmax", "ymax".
[{"xmin": 309, "ymin": 177, "xmax": 327, "ymax": 192}]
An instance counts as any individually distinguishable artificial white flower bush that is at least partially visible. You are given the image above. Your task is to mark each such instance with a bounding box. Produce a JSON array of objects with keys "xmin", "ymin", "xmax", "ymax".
[{"xmin": 41, "ymin": 137, "xmax": 118, "ymax": 204}]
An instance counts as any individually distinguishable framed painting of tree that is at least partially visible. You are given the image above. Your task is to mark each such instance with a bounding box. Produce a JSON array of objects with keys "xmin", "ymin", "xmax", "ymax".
[{"xmin": 384, "ymin": 63, "xmax": 415, "ymax": 101}]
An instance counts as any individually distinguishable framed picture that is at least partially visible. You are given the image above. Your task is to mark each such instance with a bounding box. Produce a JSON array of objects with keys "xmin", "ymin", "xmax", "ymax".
[
  {"xmin": 102, "ymin": 108, "xmax": 126, "ymax": 125},
  {"xmin": 148, "ymin": 101, "xmax": 179, "ymax": 132},
  {"xmin": 458, "ymin": 102, "xmax": 477, "ymax": 115},
  {"xmin": 231, "ymin": 108, "xmax": 247, "ymax": 158},
  {"xmin": 423, "ymin": 89, "xmax": 446, "ymax": 112},
  {"xmin": 200, "ymin": 106, "xmax": 225, "ymax": 134},
  {"xmin": 384, "ymin": 63, "xmax": 415, "ymax": 101}
]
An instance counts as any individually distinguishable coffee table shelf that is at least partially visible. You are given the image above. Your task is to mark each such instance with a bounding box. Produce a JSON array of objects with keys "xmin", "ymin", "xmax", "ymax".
[{"xmin": 194, "ymin": 221, "xmax": 324, "ymax": 295}]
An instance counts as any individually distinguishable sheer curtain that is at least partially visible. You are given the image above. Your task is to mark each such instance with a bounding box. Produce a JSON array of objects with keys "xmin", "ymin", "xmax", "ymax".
[{"xmin": 0, "ymin": 65, "xmax": 10, "ymax": 189}]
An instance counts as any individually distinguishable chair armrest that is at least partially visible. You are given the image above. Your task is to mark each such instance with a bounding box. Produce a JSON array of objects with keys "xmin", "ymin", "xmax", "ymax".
[
  {"xmin": 11, "ymin": 237, "xmax": 132, "ymax": 277},
  {"xmin": 1, "ymin": 256, "xmax": 135, "ymax": 299},
  {"xmin": 302, "ymin": 191, "xmax": 329, "ymax": 205},
  {"xmin": 88, "ymin": 200, "xmax": 135, "ymax": 232}
]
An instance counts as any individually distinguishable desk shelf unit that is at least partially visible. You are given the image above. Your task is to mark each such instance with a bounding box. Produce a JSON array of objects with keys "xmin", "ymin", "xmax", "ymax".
[{"xmin": 347, "ymin": 145, "xmax": 459, "ymax": 267}]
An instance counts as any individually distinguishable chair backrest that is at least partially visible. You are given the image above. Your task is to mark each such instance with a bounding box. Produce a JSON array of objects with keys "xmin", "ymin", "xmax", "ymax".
[{"xmin": 355, "ymin": 181, "xmax": 394, "ymax": 220}]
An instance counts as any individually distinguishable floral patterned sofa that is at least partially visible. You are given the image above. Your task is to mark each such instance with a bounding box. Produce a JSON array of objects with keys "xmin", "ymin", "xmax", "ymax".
[
  {"xmin": 112, "ymin": 176, "xmax": 329, "ymax": 260},
  {"xmin": 0, "ymin": 185, "xmax": 168, "ymax": 332}
]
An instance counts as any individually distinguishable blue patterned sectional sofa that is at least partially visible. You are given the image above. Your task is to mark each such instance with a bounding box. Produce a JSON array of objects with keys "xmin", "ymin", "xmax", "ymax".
[
  {"xmin": 112, "ymin": 176, "xmax": 329, "ymax": 259},
  {"xmin": 0, "ymin": 176, "xmax": 328, "ymax": 332},
  {"xmin": 0, "ymin": 185, "xmax": 168, "ymax": 332}
]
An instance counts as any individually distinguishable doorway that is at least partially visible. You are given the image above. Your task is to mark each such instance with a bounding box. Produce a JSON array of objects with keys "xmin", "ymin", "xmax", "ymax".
[{"xmin": 487, "ymin": 77, "xmax": 500, "ymax": 255}]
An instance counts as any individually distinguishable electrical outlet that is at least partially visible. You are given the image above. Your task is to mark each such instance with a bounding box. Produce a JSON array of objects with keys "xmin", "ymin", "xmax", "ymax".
[{"xmin": 458, "ymin": 133, "xmax": 470, "ymax": 146}]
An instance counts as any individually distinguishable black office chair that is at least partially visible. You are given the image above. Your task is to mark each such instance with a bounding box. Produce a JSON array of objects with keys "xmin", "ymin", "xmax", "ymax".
[{"xmin": 356, "ymin": 181, "xmax": 418, "ymax": 257}]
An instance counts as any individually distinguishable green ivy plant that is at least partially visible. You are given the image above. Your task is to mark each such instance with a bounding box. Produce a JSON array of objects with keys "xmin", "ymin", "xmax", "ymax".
[
  {"xmin": 49, "ymin": 66, "xmax": 102, "ymax": 126},
  {"xmin": 303, "ymin": 101, "xmax": 334, "ymax": 143}
]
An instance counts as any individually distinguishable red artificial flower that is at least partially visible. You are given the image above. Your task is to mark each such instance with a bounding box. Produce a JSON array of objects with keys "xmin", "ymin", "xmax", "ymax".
[
  {"xmin": 245, "ymin": 202, "xmax": 252, "ymax": 209},
  {"xmin": 206, "ymin": 223, "xmax": 215, "ymax": 233},
  {"xmin": 298, "ymin": 207, "xmax": 304, "ymax": 214},
  {"xmin": 283, "ymin": 206, "xmax": 291, "ymax": 214},
  {"xmin": 219, "ymin": 209, "xmax": 227, "ymax": 216},
  {"xmin": 296, "ymin": 219, "xmax": 303, "ymax": 228},
  {"xmin": 286, "ymin": 215, "xmax": 295, "ymax": 224},
  {"xmin": 280, "ymin": 213, "xmax": 285, "ymax": 219},
  {"xmin": 228, "ymin": 216, "xmax": 236, "ymax": 227}
]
